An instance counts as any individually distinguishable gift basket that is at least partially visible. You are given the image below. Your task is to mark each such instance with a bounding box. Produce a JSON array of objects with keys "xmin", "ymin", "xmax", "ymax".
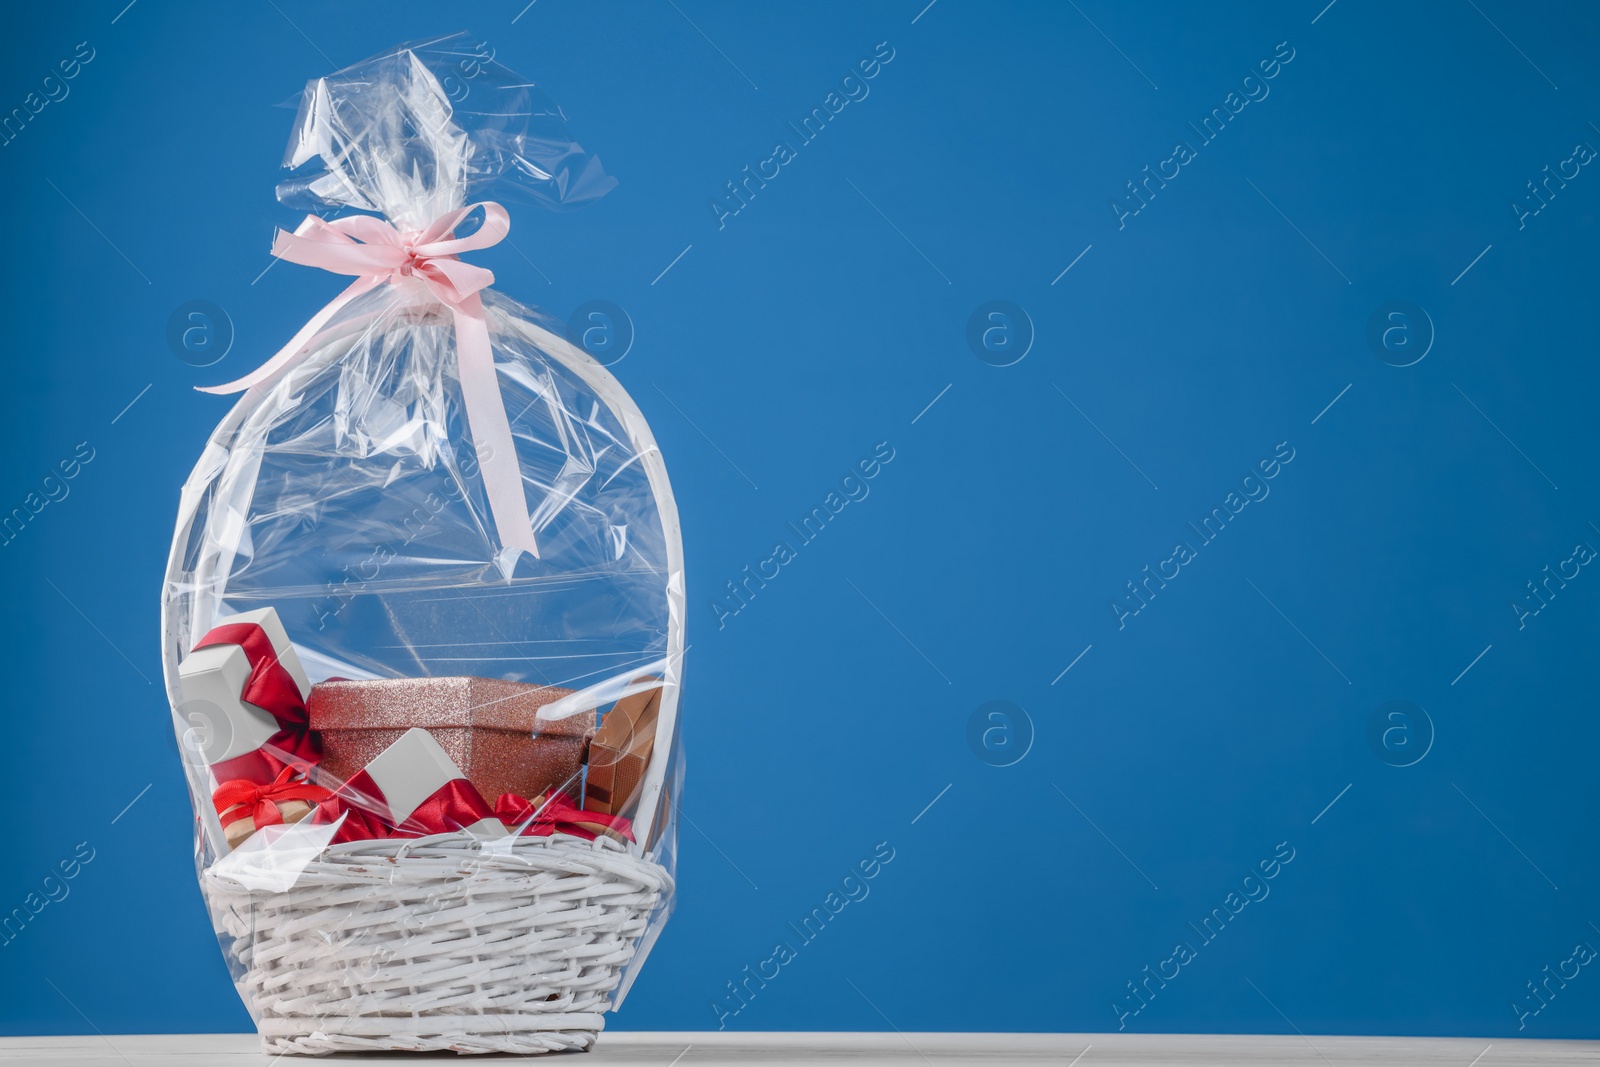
[{"xmin": 158, "ymin": 34, "xmax": 684, "ymax": 1056}]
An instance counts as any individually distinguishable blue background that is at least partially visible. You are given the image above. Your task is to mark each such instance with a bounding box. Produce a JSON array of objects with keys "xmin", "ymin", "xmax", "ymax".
[{"xmin": 2, "ymin": 0, "xmax": 1598, "ymax": 1042}]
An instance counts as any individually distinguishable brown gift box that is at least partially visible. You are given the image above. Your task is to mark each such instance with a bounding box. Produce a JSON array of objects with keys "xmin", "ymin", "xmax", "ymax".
[
  {"xmin": 583, "ymin": 677, "xmax": 662, "ymax": 818},
  {"xmin": 220, "ymin": 799, "xmax": 314, "ymax": 849},
  {"xmin": 308, "ymin": 677, "xmax": 593, "ymax": 804}
]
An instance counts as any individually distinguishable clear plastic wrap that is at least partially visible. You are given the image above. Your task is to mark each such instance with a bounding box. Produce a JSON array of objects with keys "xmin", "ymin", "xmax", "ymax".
[{"xmin": 159, "ymin": 34, "xmax": 682, "ymax": 1056}]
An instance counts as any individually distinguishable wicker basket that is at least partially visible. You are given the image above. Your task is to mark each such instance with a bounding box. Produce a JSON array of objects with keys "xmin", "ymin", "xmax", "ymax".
[{"xmin": 204, "ymin": 833, "xmax": 671, "ymax": 1056}]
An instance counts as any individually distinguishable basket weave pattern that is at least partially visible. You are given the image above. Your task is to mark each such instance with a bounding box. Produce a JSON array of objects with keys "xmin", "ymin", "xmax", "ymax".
[{"xmin": 205, "ymin": 835, "xmax": 669, "ymax": 1056}]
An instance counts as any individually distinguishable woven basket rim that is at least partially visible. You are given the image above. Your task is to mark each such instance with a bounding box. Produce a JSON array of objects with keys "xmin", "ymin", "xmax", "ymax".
[
  {"xmin": 204, "ymin": 831, "xmax": 673, "ymax": 894},
  {"xmin": 318, "ymin": 829, "xmax": 640, "ymax": 859}
]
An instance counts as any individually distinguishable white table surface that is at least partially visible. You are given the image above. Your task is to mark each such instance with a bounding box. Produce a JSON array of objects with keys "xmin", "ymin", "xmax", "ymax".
[{"xmin": 0, "ymin": 1032, "xmax": 1593, "ymax": 1065}]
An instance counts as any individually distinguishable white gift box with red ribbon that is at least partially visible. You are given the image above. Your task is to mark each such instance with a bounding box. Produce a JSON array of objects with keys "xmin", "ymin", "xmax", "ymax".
[
  {"xmin": 177, "ymin": 607, "xmax": 312, "ymax": 770},
  {"xmin": 321, "ymin": 727, "xmax": 506, "ymax": 840}
]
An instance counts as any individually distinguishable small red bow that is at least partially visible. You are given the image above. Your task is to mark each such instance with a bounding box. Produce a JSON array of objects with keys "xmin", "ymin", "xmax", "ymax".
[
  {"xmin": 213, "ymin": 766, "xmax": 332, "ymax": 829},
  {"xmin": 495, "ymin": 791, "xmax": 634, "ymax": 843}
]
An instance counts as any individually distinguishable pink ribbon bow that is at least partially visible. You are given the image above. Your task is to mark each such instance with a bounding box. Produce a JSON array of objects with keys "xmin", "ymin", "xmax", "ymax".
[{"xmin": 200, "ymin": 202, "xmax": 539, "ymax": 560}]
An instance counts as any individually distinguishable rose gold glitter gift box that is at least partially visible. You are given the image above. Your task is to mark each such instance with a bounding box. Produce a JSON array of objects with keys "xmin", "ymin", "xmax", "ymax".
[{"xmin": 307, "ymin": 677, "xmax": 593, "ymax": 803}]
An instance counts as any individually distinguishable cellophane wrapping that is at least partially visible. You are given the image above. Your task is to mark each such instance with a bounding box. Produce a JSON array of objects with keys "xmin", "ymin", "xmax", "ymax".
[{"xmin": 158, "ymin": 33, "xmax": 682, "ymax": 1039}]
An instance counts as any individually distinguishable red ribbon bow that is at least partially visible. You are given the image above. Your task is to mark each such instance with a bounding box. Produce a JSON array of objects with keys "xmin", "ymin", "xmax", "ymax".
[
  {"xmin": 495, "ymin": 791, "xmax": 634, "ymax": 843},
  {"xmin": 213, "ymin": 766, "xmax": 331, "ymax": 829},
  {"xmin": 314, "ymin": 774, "xmax": 503, "ymax": 844},
  {"xmin": 311, "ymin": 785, "xmax": 634, "ymax": 844},
  {"xmin": 194, "ymin": 621, "xmax": 322, "ymax": 782}
]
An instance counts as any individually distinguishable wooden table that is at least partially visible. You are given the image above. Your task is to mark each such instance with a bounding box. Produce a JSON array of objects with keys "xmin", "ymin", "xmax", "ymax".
[{"xmin": 1, "ymin": 1032, "xmax": 1594, "ymax": 1064}]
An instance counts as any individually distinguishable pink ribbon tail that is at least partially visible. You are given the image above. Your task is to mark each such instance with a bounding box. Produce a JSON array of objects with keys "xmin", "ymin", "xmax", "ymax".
[
  {"xmin": 196, "ymin": 274, "xmax": 380, "ymax": 397},
  {"xmin": 452, "ymin": 294, "xmax": 539, "ymax": 559}
]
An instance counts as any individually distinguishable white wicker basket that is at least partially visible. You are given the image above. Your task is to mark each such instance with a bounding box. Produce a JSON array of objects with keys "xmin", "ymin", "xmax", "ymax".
[{"xmin": 204, "ymin": 833, "xmax": 671, "ymax": 1056}]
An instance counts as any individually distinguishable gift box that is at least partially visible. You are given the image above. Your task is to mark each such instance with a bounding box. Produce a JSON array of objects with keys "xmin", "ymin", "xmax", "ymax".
[
  {"xmin": 221, "ymin": 799, "xmax": 316, "ymax": 849},
  {"xmin": 582, "ymin": 676, "xmax": 662, "ymax": 818},
  {"xmin": 319, "ymin": 727, "xmax": 506, "ymax": 840},
  {"xmin": 178, "ymin": 607, "xmax": 313, "ymax": 776},
  {"xmin": 214, "ymin": 767, "xmax": 328, "ymax": 849},
  {"xmin": 308, "ymin": 676, "xmax": 592, "ymax": 804}
]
